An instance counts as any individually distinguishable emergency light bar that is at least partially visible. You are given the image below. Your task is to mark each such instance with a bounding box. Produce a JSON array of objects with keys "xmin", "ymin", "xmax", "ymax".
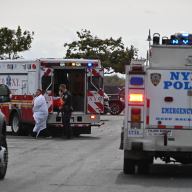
[
  {"xmin": 59, "ymin": 62, "xmax": 95, "ymax": 67},
  {"xmin": 153, "ymin": 32, "xmax": 192, "ymax": 46}
]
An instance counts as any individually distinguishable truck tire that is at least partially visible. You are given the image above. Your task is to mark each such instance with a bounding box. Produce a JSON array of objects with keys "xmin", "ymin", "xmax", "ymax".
[
  {"xmin": 110, "ymin": 102, "xmax": 122, "ymax": 115},
  {"xmin": 123, "ymin": 158, "xmax": 135, "ymax": 174},
  {"xmin": 137, "ymin": 160, "xmax": 151, "ymax": 174},
  {"xmin": 11, "ymin": 113, "xmax": 25, "ymax": 135},
  {"xmin": 0, "ymin": 135, "xmax": 8, "ymax": 180}
]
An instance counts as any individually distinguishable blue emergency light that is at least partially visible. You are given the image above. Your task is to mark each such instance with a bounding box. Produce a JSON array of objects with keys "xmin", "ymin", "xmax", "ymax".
[
  {"xmin": 130, "ymin": 77, "xmax": 144, "ymax": 86},
  {"xmin": 87, "ymin": 62, "xmax": 93, "ymax": 67},
  {"xmin": 182, "ymin": 33, "xmax": 189, "ymax": 37}
]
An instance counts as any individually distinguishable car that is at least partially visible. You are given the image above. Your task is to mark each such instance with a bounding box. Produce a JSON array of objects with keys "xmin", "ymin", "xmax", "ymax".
[
  {"xmin": 108, "ymin": 87, "xmax": 125, "ymax": 115},
  {"xmin": 0, "ymin": 84, "xmax": 11, "ymax": 180}
]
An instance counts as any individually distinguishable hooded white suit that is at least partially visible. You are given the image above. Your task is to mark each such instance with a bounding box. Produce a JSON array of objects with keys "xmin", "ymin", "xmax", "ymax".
[{"xmin": 32, "ymin": 94, "xmax": 48, "ymax": 137}]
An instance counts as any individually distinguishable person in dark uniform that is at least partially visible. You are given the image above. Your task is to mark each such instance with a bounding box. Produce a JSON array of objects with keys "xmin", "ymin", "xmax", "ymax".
[{"xmin": 59, "ymin": 84, "xmax": 73, "ymax": 139}]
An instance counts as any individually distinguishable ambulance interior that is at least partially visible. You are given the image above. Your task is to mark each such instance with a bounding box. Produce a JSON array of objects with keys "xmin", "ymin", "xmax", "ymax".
[
  {"xmin": 53, "ymin": 69, "xmax": 85, "ymax": 112},
  {"xmin": 42, "ymin": 68, "xmax": 103, "ymax": 113}
]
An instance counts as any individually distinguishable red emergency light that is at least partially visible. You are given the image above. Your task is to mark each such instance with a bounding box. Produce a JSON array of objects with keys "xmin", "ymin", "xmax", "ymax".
[
  {"xmin": 32, "ymin": 64, "xmax": 36, "ymax": 69},
  {"xmin": 129, "ymin": 93, "xmax": 144, "ymax": 103}
]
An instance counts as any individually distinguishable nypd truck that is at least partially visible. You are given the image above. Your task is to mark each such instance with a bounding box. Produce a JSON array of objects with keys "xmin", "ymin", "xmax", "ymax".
[{"xmin": 122, "ymin": 32, "xmax": 192, "ymax": 174}]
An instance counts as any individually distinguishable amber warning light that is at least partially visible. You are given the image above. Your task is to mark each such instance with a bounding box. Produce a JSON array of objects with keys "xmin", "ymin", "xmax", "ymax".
[
  {"xmin": 90, "ymin": 115, "xmax": 96, "ymax": 120},
  {"xmin": 129, "ymin": 94, "xmax": 144, "ymax": 102}
]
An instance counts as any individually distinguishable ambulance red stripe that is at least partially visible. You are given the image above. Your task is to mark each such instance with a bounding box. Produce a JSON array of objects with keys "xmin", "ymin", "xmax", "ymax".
[
  {"xmin": 95, "ymin": 102, "xmax": 104, "ymax": 112},
  {"xmin": 98, "ymin": 89, "xmax": 104, "ymax": 97},
  {"xmin": 92, "ymin": 69, "xmax": 100, "ymax": 76},
  {"xmin": 87, "ymin": 91, "xmax": 94, "ymax": 97},
  {"xmin": 88, "ymin": 104, "xmax": 97, "ymax": 113}
]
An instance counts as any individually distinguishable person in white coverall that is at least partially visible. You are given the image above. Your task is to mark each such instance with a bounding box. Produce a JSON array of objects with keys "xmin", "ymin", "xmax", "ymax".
[{"xmin": 32, "ymin": 89, "xmax": 48, "ymax": 138}]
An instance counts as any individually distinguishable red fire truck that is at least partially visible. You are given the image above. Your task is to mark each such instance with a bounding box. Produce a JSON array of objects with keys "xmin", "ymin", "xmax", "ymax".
[{"xmin": 0, "ymin": 59, "xmax": 104, "ymax": 136}]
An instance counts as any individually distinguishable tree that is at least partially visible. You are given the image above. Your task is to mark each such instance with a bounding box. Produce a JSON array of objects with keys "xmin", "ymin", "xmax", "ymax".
[
  {"xmin": 104, "ymin": 75, "xmax": 125, "ymax": 87},
  {"xmin": 64, "ymin": 29, "xmax": 137, "ymax": 73},
  {"xmin": 0, "ymin": 26, "xmax": 34, "ymax": 59}
]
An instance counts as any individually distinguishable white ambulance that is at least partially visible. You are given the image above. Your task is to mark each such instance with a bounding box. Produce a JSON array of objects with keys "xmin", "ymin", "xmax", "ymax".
[
  {"xmin": 122, "ymin": 32, "xmax": 192, "ymax": 174},
  {"xmin": 0, "ymin": 59, "xmax": 104, "ymax": 136}
]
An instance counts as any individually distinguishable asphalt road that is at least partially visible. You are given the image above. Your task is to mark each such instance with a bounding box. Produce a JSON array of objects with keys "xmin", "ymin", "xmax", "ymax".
[{"xmin": 1, "ymin": 115, "xmax": 192, "ymax": 192}]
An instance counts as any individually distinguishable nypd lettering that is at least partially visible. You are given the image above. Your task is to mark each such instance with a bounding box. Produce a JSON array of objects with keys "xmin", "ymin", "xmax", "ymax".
[{"xmin": 163, "ymin": 71, "xmax": 192, "ymax": 89}]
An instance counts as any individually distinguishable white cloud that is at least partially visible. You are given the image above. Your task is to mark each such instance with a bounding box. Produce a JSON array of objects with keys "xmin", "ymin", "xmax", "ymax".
[{"xmin": 0, "ymin": 0, "xmax": 192, "ymax": 59}]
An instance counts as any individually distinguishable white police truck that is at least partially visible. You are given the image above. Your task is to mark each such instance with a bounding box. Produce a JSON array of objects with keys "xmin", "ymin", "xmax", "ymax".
[{"xmin": 122, "ymin": 32, "xmax": 192, "ymax": 174}]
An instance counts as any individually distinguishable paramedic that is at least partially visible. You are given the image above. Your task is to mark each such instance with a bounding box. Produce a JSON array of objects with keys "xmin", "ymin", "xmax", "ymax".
[
  {"xmin": 59, "ymin": 84, "xmax": 73, "ymax": 139},
  {"xmin": 32, "ymin": 89, "xmax": 49, "ymax": 138}
]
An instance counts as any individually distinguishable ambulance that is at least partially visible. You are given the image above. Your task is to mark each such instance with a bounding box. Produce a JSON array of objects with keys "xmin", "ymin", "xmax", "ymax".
[
  {"xmin": 122, "ymin": 32, "xmax": 192, "ymax": 174},
  {"xmin": 0, "ymin": 59, "xmax": 104, "ymax": 136}
]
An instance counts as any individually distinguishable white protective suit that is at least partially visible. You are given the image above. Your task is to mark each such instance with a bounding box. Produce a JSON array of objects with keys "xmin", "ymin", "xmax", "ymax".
[{"xmin": 32, "ymin": 94, "xmax": 48, "ymax": 137}]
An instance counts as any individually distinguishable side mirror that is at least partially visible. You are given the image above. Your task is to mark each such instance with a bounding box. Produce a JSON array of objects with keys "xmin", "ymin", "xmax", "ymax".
[{"xmin": 0, "ymin": 84, "xmax": 11, "ymax": 103}]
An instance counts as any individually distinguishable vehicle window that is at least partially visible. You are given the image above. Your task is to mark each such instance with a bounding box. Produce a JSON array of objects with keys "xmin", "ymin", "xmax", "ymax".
[{"xmin": 88, "ymin": 76, "xmax": 103, "ymax": 91}]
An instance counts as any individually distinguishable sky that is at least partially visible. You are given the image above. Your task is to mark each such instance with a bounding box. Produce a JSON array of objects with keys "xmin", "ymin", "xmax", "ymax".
[{"xmin": 0, "ymin": 0, "xmax": 192, "ymax": 59}]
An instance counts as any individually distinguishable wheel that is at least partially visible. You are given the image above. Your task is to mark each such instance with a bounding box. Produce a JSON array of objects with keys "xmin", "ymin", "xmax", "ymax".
[
  {"xmin": 137, "ymin": 159, "xmax": 153, "ymax": 174},
  {"xmin": 110, "ymin": 102, "xmax": 122, "ymax": 115},
  {"xmin": 11, "ymin": 113, "xmax": 22, "ymax": 135},
  {"xmin": 0, "ymin": 135, "xmax": 8, "ymax": 180},
  {"xmin": 123, "ymin": 158, "xmax": 135, "ymax": 174}
]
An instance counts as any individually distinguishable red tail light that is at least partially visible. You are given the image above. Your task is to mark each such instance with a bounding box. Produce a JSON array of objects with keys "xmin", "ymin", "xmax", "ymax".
[
  {"xmin": 131, "ymin": 108, "xmax": 141, "ymax": 129},
  {"xmin": 129, "ymin": 94, "xmax": 144, "ymax": 102},
  {"xmin": 131, "ymin": 108, "xmax": 141, "ymax": 123}
]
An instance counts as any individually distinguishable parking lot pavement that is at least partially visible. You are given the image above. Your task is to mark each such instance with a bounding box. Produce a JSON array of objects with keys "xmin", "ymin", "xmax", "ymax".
[
  {"xmin": 6, "ymin": 126, "xmax": 11, "ymax": 132},
  {"xmin": 2, "ymin": 115, "xmax": 192, "ymax": 192}
]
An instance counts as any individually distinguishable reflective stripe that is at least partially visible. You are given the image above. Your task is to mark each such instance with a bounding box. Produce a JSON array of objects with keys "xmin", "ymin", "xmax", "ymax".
[
  {"xmin": 146, "ymin": 99, "xmax": 150, "ymax": 125},
  {"xmin": 88, "ymin": 104, "xmax": 97, "ymax": 113},
  {"xmin": 148, "ymin": 125, "xmax": 186, "ymax": 129},
  {"xmin": 174, "ymin": 125, "xmax": 183, "ymax": 129},
  {"xmin": 146, "ymin": 116, "xmax": 150, "ymax": 125},
  {"xmin": 158, "ymin": 125, "xmax": 166, "ymax": 129},
  {"xmin": 87, "ymin": 90, "xmax": 104, "ymax": 113}
]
